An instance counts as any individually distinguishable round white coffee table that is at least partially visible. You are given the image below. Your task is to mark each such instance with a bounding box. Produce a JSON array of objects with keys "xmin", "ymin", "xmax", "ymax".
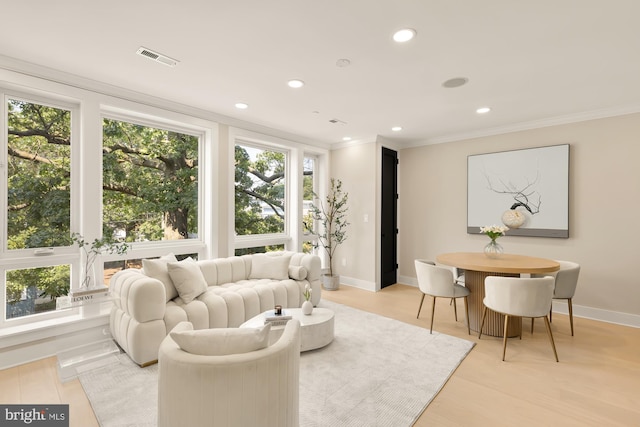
[{"xmin": 240, "ymin": 307, "xmax": 334, "ymax": 351}]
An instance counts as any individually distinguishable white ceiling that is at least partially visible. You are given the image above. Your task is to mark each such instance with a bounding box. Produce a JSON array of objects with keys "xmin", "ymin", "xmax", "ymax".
[{"xmin": 2, "ymin": 0, "xmax": 640, "ymax": 149}]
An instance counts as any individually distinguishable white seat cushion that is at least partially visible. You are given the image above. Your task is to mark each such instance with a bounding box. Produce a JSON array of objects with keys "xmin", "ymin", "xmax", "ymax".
[{"xmin": 169, "ymin": 321, "xmax": 271, "ymax": 356}]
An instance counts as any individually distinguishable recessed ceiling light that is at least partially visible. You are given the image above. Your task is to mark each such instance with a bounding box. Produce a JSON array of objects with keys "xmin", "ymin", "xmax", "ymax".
[
  {"xmin": 476, "ymin": 107, "xmax": 491, "ymax": 114},
  {"xmin": 288, "ymin": 79, "xmax": 305, "ymax": 88},
  {"xmin": 391, "ymin": 126, "xmax": 403, "ymax": 132},
  {"xmin": 442, "ymin": 77, "xmax": 469, "ymax": 88},
  {"xmin": 336, "ymin": 59, "xmax": 351, "ymax": 68},
  {"xmin": 393, "ymin": 28, "xmax": 416, "ymax": 43},
  {"xmin": 235, "ymin": 102, "xmax": 249, "ymax": 109},
  {"xmin": 342, "ymin": 136, "xmax": 352, "ymax": 141}
]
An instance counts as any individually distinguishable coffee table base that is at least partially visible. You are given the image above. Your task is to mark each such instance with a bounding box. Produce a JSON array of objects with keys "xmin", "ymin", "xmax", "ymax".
[{"xmin": 241, "ymin": 307, "xmax": 334, "ymax": 351}]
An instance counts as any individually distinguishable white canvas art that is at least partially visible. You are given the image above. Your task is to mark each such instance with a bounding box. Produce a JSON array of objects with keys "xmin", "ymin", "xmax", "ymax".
[{"xmin": 467, "ymin": 144, "xmax": 569, "ymax": 238}]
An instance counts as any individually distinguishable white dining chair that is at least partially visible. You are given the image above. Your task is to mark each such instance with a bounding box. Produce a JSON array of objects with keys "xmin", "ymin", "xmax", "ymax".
[
  {"xmin": 448, "ymin": 267, "xmax": 465, "ymax": 307},
  {"xmin": 480, "ymin": 275, "xmax": 559, "ymax": 362},
  {"xmin": 415, "ymin": 259, "xmax": 470, "ymax": 335},
  {"xmin": 532, "ymin": 260, "xmax": 581, "ymax": 336}
]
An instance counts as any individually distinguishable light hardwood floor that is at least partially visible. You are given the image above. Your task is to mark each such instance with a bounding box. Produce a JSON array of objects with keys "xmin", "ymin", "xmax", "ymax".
[{"xmin": 1, "ymin": 283, "xmax": 639, "ymax": 427}]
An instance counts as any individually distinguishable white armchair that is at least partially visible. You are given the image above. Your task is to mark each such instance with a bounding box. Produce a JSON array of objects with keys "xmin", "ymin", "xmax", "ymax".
[
  {"xmin": 480, "ymin": 276, "xmax": 558, "ymax": 362},
  {"xmin": 158, "ymin": 320, "xmax": 301, "ymax": 427},
  {"xmin": 415, "ymin": 259, "xmax": 470, "ymax": 335},
  {"xmin": 533, "ymin": 260, "xmax": 581, "ymax": 335}
]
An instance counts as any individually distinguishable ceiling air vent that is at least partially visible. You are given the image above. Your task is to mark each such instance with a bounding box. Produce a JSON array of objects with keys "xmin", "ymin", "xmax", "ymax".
[{"xmin": 136, "ymin": 47, "xmax": 179, "ymax": 67}]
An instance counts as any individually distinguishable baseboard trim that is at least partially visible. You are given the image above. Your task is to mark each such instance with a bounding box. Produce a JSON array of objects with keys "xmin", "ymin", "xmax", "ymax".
[
  {"xmin": 550, "ymin": 300, "xmax": 640, "ymax": 328},
  {"xmin": 337, "ymin": 275, "xmax": 377, "ymax": 292}
]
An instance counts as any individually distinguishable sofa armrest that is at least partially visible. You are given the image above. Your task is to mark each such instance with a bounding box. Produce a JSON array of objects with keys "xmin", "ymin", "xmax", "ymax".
[
  {"xmin": 288, "ymin": 252, "xmax": 322, "ymax": 305},
  {"xmin": 110, "ymin": 269, "xmax": 166, "ymax": 322},
  {"xmin": 288, "ymin": 253, "xmax": 321, "ymax": 281}
]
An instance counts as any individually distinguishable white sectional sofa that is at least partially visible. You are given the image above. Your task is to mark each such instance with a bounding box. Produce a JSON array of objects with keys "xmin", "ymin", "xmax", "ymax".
[{"xmin": 109, "ymin": 251, "xmax": 321, "ymax": 366}]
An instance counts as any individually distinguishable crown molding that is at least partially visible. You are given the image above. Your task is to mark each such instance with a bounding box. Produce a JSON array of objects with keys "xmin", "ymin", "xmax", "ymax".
[
  {"xmin": 401, "ymin": 104, "xmax": 640, "ymax": 149},
  {"xmin": 0, "ymin": 54, "xmax": 331, "ymax": 151}
]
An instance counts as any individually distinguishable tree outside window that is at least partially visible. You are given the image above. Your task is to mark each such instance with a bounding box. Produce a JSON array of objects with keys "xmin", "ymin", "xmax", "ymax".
[
  {"xmin": 102, "ymin": 118, "xmax": 199, "ymax": 242},
  {"xmin": 235, "ymin": 144, "xmax": 286, "ymax": 236},
  {"xmin": 4, "ymin": 98, "xmax": 72, "ymax": 319}
]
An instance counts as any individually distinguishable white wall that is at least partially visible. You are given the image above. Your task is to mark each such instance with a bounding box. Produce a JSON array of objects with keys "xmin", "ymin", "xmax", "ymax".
[
  {"xmin": 330, "ymin": 142, "xmax": 378, "ymax": 290},
  {"xmin": 397, "ymin": 113, "xmax": 640, "ymax": 325}
]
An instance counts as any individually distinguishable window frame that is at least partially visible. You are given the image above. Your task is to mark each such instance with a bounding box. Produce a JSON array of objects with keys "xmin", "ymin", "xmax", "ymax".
[
  {"xmin": 98, "ymin": 106, "xmax": 211, "ymax": 269},
  {"xmin": 230, "ymin": 128, "xmax": 330, "ymax": 256},
  {"xmin": 302, "ymin": 153, "xmax": 319, "ymax": 253},
  {"xmin": 233, "ymin": 136, "xmax": 291, "ymax": 252},
  {"xmin": 1, "ymin": 90, "xmax": 81, "ymax": 327}
]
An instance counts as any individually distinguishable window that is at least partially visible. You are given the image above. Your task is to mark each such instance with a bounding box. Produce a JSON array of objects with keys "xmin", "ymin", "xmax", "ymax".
[
  {"xmin": 6, "ymin": 98, "xmax": 71, "ymax": 250},
  {"xmin": 2, "ymin": 95, "xmax": 74, "ymax": 322},
  {"xmin": 5, "ymin": 265, "xmax": 70, "ymax": 319},
  {"xmin": 235, "ymin": 143, "xmax": 286, "ymax": 237},
  {"xmin": 104, "ymin": 253, "xmax": 198, "ymax": 285},
  {"xmin": 302, "ymin": 155, "xmax": 317, "ymax": 254},
  {"xmin": 102, "ymin": 117, "xmax": 200, "ymax": 243},
  {"xmin": 234, "ymin": 244, "xmax": 285, "ymax": 256}
]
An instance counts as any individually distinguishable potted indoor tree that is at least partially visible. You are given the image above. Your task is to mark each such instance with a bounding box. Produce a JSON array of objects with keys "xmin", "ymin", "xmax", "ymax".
[{"xmin": 308, "ymin": 178, "xmax": 349, "ymax": 290}]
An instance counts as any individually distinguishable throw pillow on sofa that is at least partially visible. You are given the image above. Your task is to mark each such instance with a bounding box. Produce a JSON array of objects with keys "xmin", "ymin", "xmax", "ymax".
[
  {"xmin": 249, "ymin": 253, "xmax": 291, "ymax": 280},
  {"xmin": 288, "ymin": 265, "xmax": 308, "ymax": 280},
  {"xmin": 170, "ymin": 322, "xmax": 271, "ymax": 356},
  {"xmin": 167, "ymin": 257, "xmax": 208, "ymax": 304},
  {"xmin": 142, "ymin": 253, "xmax": 178, "ymax": 302}
]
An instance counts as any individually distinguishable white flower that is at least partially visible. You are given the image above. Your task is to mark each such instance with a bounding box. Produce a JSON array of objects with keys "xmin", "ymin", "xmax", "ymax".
[
  {"xmin": 480, "ymin": 225, "xmax": 509, "ymax": 240},
  {"xmin": 303, "ymin": 283, "xmax": 312, "ymax": 301}
]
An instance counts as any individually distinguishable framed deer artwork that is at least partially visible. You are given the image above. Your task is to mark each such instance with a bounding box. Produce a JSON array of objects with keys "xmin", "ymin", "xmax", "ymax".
[{"xmin": 467, "ymin": 144, "xmax": 570, "ymax": 238}]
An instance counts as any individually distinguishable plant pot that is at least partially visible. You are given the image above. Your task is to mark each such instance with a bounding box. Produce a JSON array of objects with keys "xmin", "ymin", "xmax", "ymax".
[{"xmin": 322, "ymin": 274, "xmax": 340, "ymax": 291}]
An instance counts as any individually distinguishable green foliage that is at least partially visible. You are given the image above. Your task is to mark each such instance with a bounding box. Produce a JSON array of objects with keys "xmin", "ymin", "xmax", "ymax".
[
  {"xmin": 5, "ymin": 101, "xmax": 292, "ymax": 309},
  {"xmin": 309, "ymin": 178, "xmax": 350, "ymax": 276},
  {"xmin": 71, "ymin": 233, "xmax": 129, "ymax": 288},
  {"xmin": 6, "ymin": 265, "xmax": 70, "ymax": 303},
  {"xmin": 7, "ymin": 99, "xmax": 71, "ymax": 249},
  {"xmin": 102, "ymin": 119, "xmax": 199, "ymax": 241},
  {"xmin": 234, "ymin": 145, "xmax": 285, "ymax": 235}
]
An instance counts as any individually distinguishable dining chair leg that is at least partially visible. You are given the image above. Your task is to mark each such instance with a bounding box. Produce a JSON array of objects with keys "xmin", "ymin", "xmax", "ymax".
[
  {"xmin": 453, "ymin": 297, "xmax": 458, "ymax": 321},
  {"xmin": 429, "ymin": 296, "xmax": 436, "ymax": 334},
  {"xmin": 568, "ymin": 298, "xmax": 574, "ymax": 336},
  {"xmin": 478, "ymin": 307, "xmax": 488, "ymax": 339},
  {"xmin": 502, "ymin": 314, "xmax": 510, "ymax": 361},
  {"xmin": 549, "ymin": 301, "xmax": 553, "ymax": 323},
  {"xmin": 531, "ymin": 318, "xmax": 535, "ymax": 334},
  {"xmin": 463, "ymin": 297, "xmax": 470, "ymax": 335},
  {"xmin": 417, "ymin": 293, "xmax": 425, "ymax": 319},
  {"xmin": 543, "ymin": 315, "xmax": 559, "ymax": 362}
]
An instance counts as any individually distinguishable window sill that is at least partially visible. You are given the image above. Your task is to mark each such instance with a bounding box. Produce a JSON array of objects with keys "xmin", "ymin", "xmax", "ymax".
[{"xmin": 0, "ymin": 303, "xmax": 111, "ymax": 350}]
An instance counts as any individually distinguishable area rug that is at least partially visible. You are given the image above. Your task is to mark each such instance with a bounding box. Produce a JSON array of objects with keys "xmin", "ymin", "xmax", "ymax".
[{"xmin": 79, "ymin": 300, "xmax": 475, "ymax": 426}]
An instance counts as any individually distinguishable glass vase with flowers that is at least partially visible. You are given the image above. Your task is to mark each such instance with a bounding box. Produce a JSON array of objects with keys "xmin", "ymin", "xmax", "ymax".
[{"xmin": 479, "ymin": 225, "xmax": 508, "ymax": 258}]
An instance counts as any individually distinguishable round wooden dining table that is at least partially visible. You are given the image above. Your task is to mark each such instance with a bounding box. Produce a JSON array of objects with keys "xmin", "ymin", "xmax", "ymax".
[{"xmin": 436, "ymin": 252, "xmax": 560, "ymax": 337}]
